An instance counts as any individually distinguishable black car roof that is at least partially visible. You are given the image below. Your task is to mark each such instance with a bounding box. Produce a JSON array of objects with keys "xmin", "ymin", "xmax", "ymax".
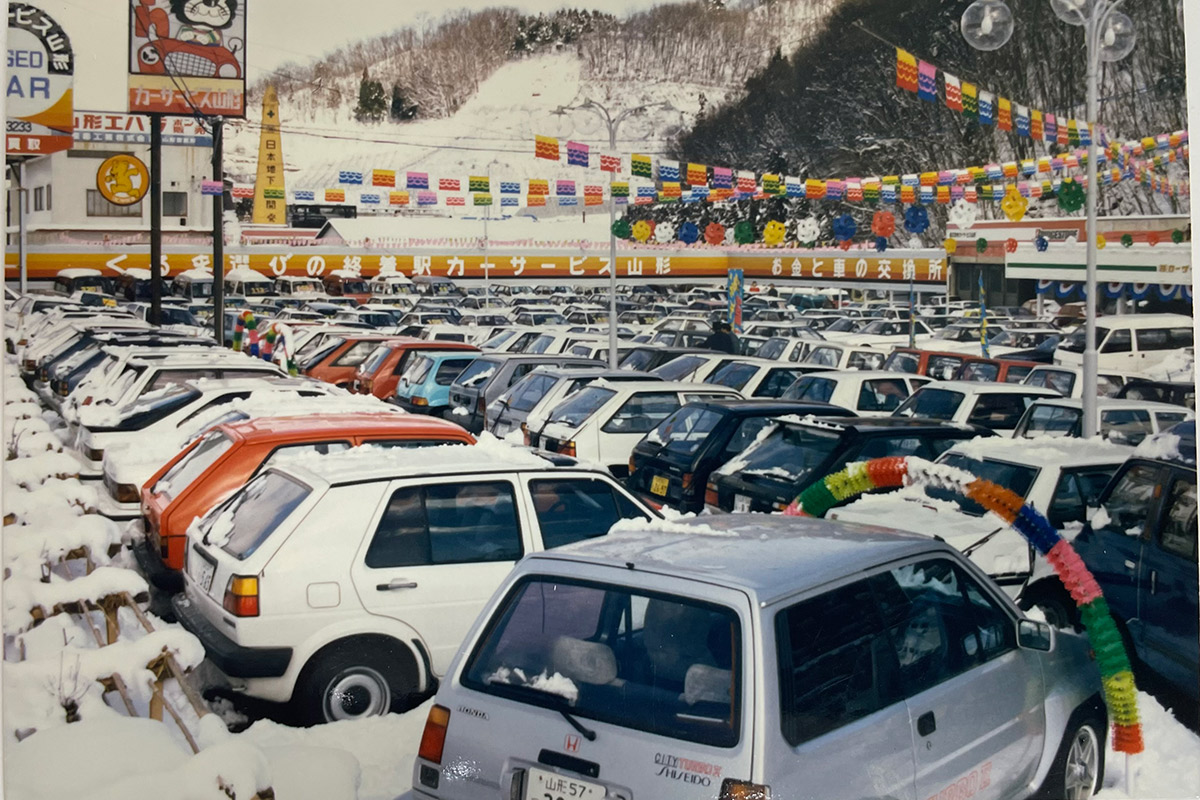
[
  {"xmin": 786, "ymin": 415, "xmax": 990, "ymax": 435},
  {"xmin": 690, "ymin": 398, "xmax": 855, "ymax": 417}
]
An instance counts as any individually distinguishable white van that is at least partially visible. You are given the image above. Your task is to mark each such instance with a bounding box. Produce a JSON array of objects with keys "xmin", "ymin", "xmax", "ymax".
[
  {"xmin": 224, "ymin": 268, "xmax": 275, "ymax": 299},
  {"xmin": 1054, "ymin": 313, "xmax": 1194, "ymax": 371}
]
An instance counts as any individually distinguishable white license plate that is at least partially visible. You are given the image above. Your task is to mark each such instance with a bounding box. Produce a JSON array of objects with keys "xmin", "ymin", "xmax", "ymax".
[
  {"xmin": 524, "ymin": 767, "xmax": 605, "ymax": 800},
  {"xmin": 190, "ymin": 551, "xmax": 216, "ymax": 592},
  {"xmin": 733, "ymin": 494, "xmax": 752, "ymax": 513}
]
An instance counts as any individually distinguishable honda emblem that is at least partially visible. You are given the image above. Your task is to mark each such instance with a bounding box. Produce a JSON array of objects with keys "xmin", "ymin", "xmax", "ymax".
[{"xmin": 564, "ymin": 734, "xmax": 581, "ymax": 752}]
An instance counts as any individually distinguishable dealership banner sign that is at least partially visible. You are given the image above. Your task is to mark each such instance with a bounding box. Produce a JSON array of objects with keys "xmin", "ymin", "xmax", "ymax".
[{"xmin": 6, "ymin": 4, "xmax": 74, "ymax": 155}]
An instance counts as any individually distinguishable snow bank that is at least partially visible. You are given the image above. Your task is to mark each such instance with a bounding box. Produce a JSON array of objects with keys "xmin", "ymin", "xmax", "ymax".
[
  {"xmin": 1102, "ymin": 692, "xmax": 1200, "ymax": 798},
  {"xmin": 4, "ymin": 513, "xmax": 122, "ymax": 579},
  {"xmin": 1133, "ymin": 432, "xmax": 1185, "ymax": 462},
  {"xmin": 11, "ymin": 428, "xmax": 66, "ymax": 456},
  {"xmin": 4, "ymin": 567, "xmax": 149, "ymax": 633},
  {"xmin": 947, "ymin": 434, "xmax": 1133, "ymax": 465},
  {"xmin": 5, "ymin": 478, "xmax": 100, "ymax": 520},
  {"xmin": 6, "ymin": 451, "xmax": 84, "ymax": 487}
]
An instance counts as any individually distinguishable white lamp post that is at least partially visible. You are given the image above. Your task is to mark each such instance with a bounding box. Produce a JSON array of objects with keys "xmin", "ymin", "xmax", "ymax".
[
  {"xmin": 554, "ymin": 100, "xmax": 674, "ymax": 368},
  {"xmin": 962, "ymin": 0, "xmax": 1135, "ymax": 438}
]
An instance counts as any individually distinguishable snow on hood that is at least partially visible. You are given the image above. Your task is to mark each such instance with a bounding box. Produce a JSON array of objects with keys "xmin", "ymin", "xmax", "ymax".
[
  {"xmin": 1133, "ymin": 431, "xmax": 1186, "ymax": 462},
  {"xmin": 945, "ymin": 433, "xmax": 1133, "ymax": 465}
]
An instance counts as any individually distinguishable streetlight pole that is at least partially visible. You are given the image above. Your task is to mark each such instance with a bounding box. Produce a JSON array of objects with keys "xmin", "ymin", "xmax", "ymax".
[{"xmin": 556, "ymin": 99, "xmax": 673, "ymax": 368}]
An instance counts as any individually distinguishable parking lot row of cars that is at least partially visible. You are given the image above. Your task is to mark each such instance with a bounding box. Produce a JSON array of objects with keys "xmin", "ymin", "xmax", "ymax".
[{"xmin": 9, "ymin": 281, "xmax": 1196, "ymax": 800}]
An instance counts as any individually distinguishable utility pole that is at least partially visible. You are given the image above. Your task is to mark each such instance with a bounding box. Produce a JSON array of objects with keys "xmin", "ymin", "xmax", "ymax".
[
  {"xmin": 149, "ymin": 114, "xmax": 163, "ymax": 325},
  {"xmin": 212, "ymin": 116, "xmax": 225, "ymax": 345}
]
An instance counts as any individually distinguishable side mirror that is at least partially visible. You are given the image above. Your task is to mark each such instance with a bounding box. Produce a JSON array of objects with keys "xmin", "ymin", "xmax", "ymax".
[{"xmin": 1017, "ymin": 619, "xmax": 1054, "ymax": 652}]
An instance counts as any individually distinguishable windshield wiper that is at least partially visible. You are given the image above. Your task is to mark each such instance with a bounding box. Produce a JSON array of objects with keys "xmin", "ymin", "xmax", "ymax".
[{"xmin": 492, "ymin": 682, "xmax": 597, "ymax": 741}]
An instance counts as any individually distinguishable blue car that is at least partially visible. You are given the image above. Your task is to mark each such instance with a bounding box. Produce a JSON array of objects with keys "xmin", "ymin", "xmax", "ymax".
[
  {"xmin": 392, "ymin": 350, "xmax": 479, "ymax": 417},
  {"xmin": 1023, "ymin": 422, "xmax": 1198, "ymax": 701}
]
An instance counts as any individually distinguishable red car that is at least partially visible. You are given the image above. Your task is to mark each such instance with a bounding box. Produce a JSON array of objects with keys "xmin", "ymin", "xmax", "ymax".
[
  {"xmin": 137, "ymin": 38, "xmax": 242, "ymax": 79},
  {"xmin": 353, "ymin": 339, "xmax": 479, "ymax": 400}
]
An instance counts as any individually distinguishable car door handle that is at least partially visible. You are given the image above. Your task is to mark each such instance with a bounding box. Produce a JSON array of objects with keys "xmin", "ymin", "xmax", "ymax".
[
  {"xmin": 1150, "ymin": 570, "xmax": 1157, "ymax": 595},
  {"xmin": 917, "ymin": 711, "xmax": 936, "ymax": 737},
  {"xmin": 376, "ymin": 578, "xmax": 418, "ymax": 591},
  {"xmin": 1124, "ymin": 560, "xmax": 1137, "ymax": 570}
]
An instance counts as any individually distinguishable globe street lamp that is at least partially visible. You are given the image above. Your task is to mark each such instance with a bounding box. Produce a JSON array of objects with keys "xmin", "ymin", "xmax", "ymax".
[
  {"xmin": 555, "ymin": 100, "xmax": 674, "ymax": 368},
  {"xmin": 962, "ymin": 0, "xmax": 1135, "ymax": 439}
]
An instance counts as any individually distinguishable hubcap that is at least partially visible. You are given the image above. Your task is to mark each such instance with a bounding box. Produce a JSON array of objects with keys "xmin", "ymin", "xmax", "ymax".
[
  {"xmin": 1064, "ymin": 725, "xmax": 1099, "ymax": 799},
  {"xmin": 324, "ymin": 667, "xmax": 391, "ymax": 722}
]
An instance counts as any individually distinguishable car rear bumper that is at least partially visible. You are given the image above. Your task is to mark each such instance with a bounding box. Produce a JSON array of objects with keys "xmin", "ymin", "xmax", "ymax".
[{"xmin": 171, "ymin": 593, "xmax": 293, "ymax": 678}]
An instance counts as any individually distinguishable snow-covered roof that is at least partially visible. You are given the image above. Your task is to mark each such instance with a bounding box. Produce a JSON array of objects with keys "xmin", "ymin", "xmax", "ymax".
[
  {"xmin": 532, "ymin": 514, "xmax": 944, "ymax": 604},
  {"xmin": 940, "ymin": 434, "xmax": 1134, "ymax": 467}
]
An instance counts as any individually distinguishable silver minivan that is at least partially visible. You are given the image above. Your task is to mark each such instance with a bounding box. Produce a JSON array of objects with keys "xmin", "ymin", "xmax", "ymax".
[{"xmin": 414, "ymin": 515, "xmax": 1106, "ymax": 800}]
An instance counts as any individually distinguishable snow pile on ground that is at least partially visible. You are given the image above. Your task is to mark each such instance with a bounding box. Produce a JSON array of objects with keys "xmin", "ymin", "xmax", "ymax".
[{"xmin": 1102, "ymin": 692, "xmax": 1200, "ymax": 798}]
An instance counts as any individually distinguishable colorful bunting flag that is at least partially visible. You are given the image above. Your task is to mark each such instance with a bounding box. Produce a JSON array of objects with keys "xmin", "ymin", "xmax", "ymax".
[
  {"xmin": 978, "ymin": 91, "xmax": 994, "ymax": 125},
  {"xmin": 500, "ymin": 181, "xmax": 520, "ymax": 194},
  {"xmin": 1067, "ymin": 119, "xmax": 1079, "ymax": 145},
  {"xmin": 501, "ymin": 196, "xmax": 518, "ymax": 206},
  {"xmin": 535, "ymin": 135, "xmax": 559, "ymax": 160},
  {"xmin": 896, "ymin": 49, "xmax": 919, "ymax": 92},
  {"xmin": 473, "ymin": 193, "xmax": 492, "ymax": 206},
  {"xmin": 1057, "ymin": 117, "xmax": 1070, "ymax": 146},
  {"xmin": 962, "ymin": 82, "xmax": 978, "ymax": 117},
  {"xmin": 785, "ymin": 177, "xmax": 803, "ymax": 197},
  {"xmin": 406, "ymin": 171, "xmax": 429, "ymax": 189},
  {"xmin": 325, "ymin": 189, "xmax": 345, "ymax": 202},
  {"xmin": 389, "ymin": 191, "xmax": 409, "ymax": 206},
  {"xmin": 338, "ymin": 171, "xmax": 363, "ymax": 185},
  {"xmin": 1016, "ymin": 105, "xmax": 1031, "ymax": 138},
  {"xmin": 611, "ymin": 182, "xmax": 629, "ymax": 198},
  {"xmin": 1030, "ymin": 109, "xmax": 1043, "ymax": 140},
  {"xmin": 468, "ymin": 175, "xmax": 490, "ymax": 192},
  {"xmin": 997, "ymin": 97, "xmax": 1012, "ymax": 131},
  {"xmin": 584, "ymin": 184, "xmax": 603, "ymax": 197},
  {"xmin": 712, "ymin": 167, "xmax": 733, "ymax": 189},
  {"xmin": 661, "ymin": 182, "xmax": 682, "ymax": 198},
  {"xmin": 361, "ymin": 193, "xmax": 380, "ymax": 204},
  {"xmin": 846, "ymin": 179, "xmax": 863, "ymax": 202},
  {"xmin": 446, "ymin": 195, "xmax": 465, "ymax": 206},
  {"xmin": 944, "ymin": 73, "xmax": 963, "ymax": 112},
  {"xmin": 1080, "ymin": 122, "xmax": 1092, "ymax": 147},
  {"xmin": 687, "ymin": 163, "xmax": 707, "ymax": 186},
  {"xmin": 559, "ymin": 196, "xmax": 578, "ymax": 206},
  {"xmin": 566, "ymin": 140, "xmax": 590, "ymax": 167},
  {"xmin": 631, "ymin": 153, "xmax": 653, "ymax": 178},
  {"xmin": 659, "ymin": 160, "xmax": 680, "ymax": 181},
  {"xmin": 556, "ymin": 179, "xmax": 575, "ymax": 196},
  {"xmin": 417, "ymin": 190, "xmax": 437, "ymax": 206},
  {"xmin": 528, "ymin": 179, "xmax": 549, "ymax": 196},
  {"xmin": 600, "ymin": 152, "xmax": 621, "ymax": 172},
  {"xmin": 825, "ymin": 180, "xmax": 845, "ymax": 200},
  {"xmin": 526, "ymin": 194, "xmax": 546, "ymax": 206},
  {"xmin": 917, "ymin": 59, "xmax": 937, "ymax": 102},
  {"xmin": 736, "ymin": 170, "xmax": 757, "ymax": 192},
  {"xmin": 439, "ymin": 178, "xmax": 460, "ymax": 192},
  {"xmin": 372, "ymin": 170, "xmax": 395, "ymax": 187},
  {"xmin": 1044, "ymin": 114, "xmax": 1057, "ymax": 143},
  {"xmin": 293, "ymin": 189, "xmax": 315, "ymax": 201},
  {"xmin": 760, "ymin": 173, "xmax": 780, "ymax": 194}
]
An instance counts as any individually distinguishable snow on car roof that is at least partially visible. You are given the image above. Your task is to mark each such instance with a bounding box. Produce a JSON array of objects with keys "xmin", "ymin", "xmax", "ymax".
[
  {"xmin": 528, "ymin": 514, "xmax": 946, "ymax": 604},
  {"xmin": 919, "ymin": 380, "xmax": 1060, "ymax": 395},
  {"xmin": 941, "ymin": 434, "xmax": 1133, "ymax": 467},
  {"xmin": 273, "ymin": 433, "xmax": 554, "ymax": 484},
  {"xmin": 1025, "ymin": 397, "xmax": 1193, "ymax": 413}
]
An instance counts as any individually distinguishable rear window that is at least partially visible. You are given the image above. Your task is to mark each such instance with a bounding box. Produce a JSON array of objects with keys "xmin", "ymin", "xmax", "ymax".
[
  {"xmin": 548, "ymin": 386, "xmax": 616, "ymax": 427},
  {"xmin": 463, "ymin": 577, "xmax": 742, "ymax": 748},
  {"xmin": 619, "ymin": 350, "xmax": 656, "ymax": 372},
  {"xmin": 644, "ymin": 405, "xmax": 725, "ymax": 459},
  {"xmin": 435, "ymin": 358, "xmax": 475, "ymax": 386},
  {"xmin": 210, "ymin": 471, "xmax": 311, "ymax": 560},
  {"xmin": 155, "ymin": 431, "xmax": 233, "ymax": 501},
  {"xmin": 734, "ymin": 424, "xmax": 841, "ymax": 487},
  {"xmin": 894, "ymin": 388, "xmax": 965, "ymax": 420},
  {"xmin": 958, "ymin": 362, "xmax": 999, "ymax": 382},
  {"xmin": 706, "ymin": 362, "xmax": 758, "ymax": 391},
  {"xmin": 1026, "ymin": 369, "xmax": 1075, "ymax": 396},
  {"xmin": 526, "ymin": 335, "xmax": 556, "ymax": 354},
  {"xmin": 455, "ymin": 359, "xmax": 500, "ymax": 388},
  {"xmin": 931, "ymin": 454, "xmax": 1040, "ymax": 516},
  {"xmin": 333, "ymin": 340, "xmax": 383, "ymax": 367},
  {"xmin": 106, "ymin": 383, "xmax": 199, "ymax": 431},
  {"xmin": 805, "ymin": 346, "xmax": 842, "ymax": 367},
  {"xmin": 885, "ymin": 351, "xmax": 921, "ymax": 374},
  {"xmin": 401, "ymin": 355, "xmax": 434, "ymax": 385},
  {"xmin": 784, "ymin": 376, "xmax": 836, "ymax": 403},
  {"xmin": 359, "ymin": 344, "xmax": 392, "ymax": 376},
  {"xmin": 651, "ymin": 354, "xmax": 706, "ymax": 382},
  {"xmin": 758, "ymin": 338, "xmax": 787, "ymax": 361}
]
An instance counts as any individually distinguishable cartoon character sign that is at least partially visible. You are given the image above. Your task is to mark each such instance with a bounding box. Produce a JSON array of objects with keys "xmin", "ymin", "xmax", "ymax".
[{"xmin": 128, "ymin": 0, "xmax": 246, "ymax": 116}]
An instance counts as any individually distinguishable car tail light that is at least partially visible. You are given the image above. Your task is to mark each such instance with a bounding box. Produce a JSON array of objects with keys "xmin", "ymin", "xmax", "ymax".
[
  {"xmin": 58, "ymin": 384, "xmax": 70, "ymax": 397},
  {"xmin": 223, "ymin": 575, "xmax": 260, "ymax": 617},
  {"xmin": 558, "ymin": 440, "xmax": 576, "ymax": 457},
  {"xmin": 628, "ymin": 456, "xmax": 637, "ymax": 475},
  {"xmin": 85, "ymin": 446, "xmax": 104, "ymax": 462},
  {"xmin": 720, "ymin": 779, "xmax": 771, "ymax": 800},
  {"xmin": 681, "ymin": 472, "xmax": 695, "ymax": 492},
  {"xmin": 523, "ymin": 430, "xmax": 531, "ymax": 447},
  {"xmin": 22, "ymin": 358, "xmax": 35, "ymax": 372},
  {"xmin": 363, "ymin": 378, "xmax": 373, "ymax": 393},
  {"xmin": 705, "ymin": 483, "xmax": 719, "ymax": 507},
  {"xmin": 39, "ymin": 367, "xmax": 49, "ymax": 381},
  {"xmin": 115, "ymin": 482, "xmax": 140, "ymax": 503},
  {"xmin": 418, "ymin": 704, "xmax": 451, "ymax": 764},
  {"xmin": 412, "ymin": 396, "xmax": 428, "ymax": 407}
]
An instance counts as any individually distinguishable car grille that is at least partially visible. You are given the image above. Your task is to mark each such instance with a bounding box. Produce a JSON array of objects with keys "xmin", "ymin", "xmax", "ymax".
[{"xmin": 165, "ymin": 51, "xmax": 217, "ymax": 77}]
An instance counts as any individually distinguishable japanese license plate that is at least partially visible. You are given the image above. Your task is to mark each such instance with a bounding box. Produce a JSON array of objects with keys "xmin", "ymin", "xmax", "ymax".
[
  {"xmin": 733, "ymin": 494, "xmax": 752, "ymax": 513},
  {"xmin": 650, "ymin": 475, "xmax": 670, "ymax": 496},
  {"xmin": 523, "ymin": 767, "xmax": 605, "ymax": 800},
  {"xmin": 190, "ymin": 549, "xmax": 216, "ymax": 592}
]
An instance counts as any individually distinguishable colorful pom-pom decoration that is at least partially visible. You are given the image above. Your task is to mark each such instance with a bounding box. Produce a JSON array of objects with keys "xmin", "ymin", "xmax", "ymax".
[
  {"xmin": 631, "ymin": 220, "xmax": 653, "ymax": 242},
  {"xmin": 1057, "ymin": 178, "xmax": 1085, "ymax": 213},
  {"xmin": 975, "ymin": 238, "xmax": 989, "ymax": 254},
  {"xmin": 1172, "ymin": 229, "xmax": 1184, "ymax": 244},
  {"xmin": 794, "ymin": 217, "xmax": 820, "ymax": 244},
  {"xmin": 1120, "ymin": 234, "xmax": 1134, "ymax": 248},
  {"xmin": 1001, "ymin": 186, "xmax": 1029, "ymax": 222},
  {"xmin": 734, "ymin": 220, "xmax": 755, "ymax": 245},
  {"xmin": 874, "ymin": 237, "xmax": 888, "ymax": 252},
  {"xmin": 677, "ymin": 221, "xmax": 700, "ymax": 245},
  {"xmin": 838, "ymin": 239, "xmax": 853, "ymax": 251},
  {"xmin": 832, "ymin": 214, "xmax": 857, "ymax": 242},
  {"xmin": 1097, "ymin": 234, "xmax": 1107, "ymax": 250},
  {"xmin": 943, "ymin": 238, "xmax": 958, "ymax": 255},
  {"xmin": 654, "ymin": 221, "xmax": 676, "ymax": 244},
  {"xmin": 871, "ymin": 210, "xmax": 895, "ymax": 238},
  {"xmin": 948, "ymin": 199, "xmax": 977, "ymax": 229},
  {"xmin": 704, "ymin": 222, "xmax": 725, "ymax": 246},
  {"xmin": 1147, "ymin": 232, "xmax": 1160, "ymax": 246},
  {"xmin": 786, "ymin": 456, "xmax": 1145, "ymax": 756},
  {"xmin": 762, "ymin": 220, "xmax": 787, "ymax": 246},
  {"xmin": 1005, "ymin": 238, "xmax": 1018, "ymax": 253},
  {"xmin": 904, "ymin": 206, "xmax": 929, "ymax": 234},
  {"xmin": 1035, "ymin": 236, "xmax": 1050, "ymax": 252},
  {"xmin": 611, "ymin": 219, "xmax": 632, "ymax": 240}
]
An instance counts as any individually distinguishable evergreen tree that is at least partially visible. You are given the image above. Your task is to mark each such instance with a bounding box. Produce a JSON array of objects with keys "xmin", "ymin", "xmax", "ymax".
[
  {"xmin": 354, "ymin": 68, "xmax": 387, "ymax": 123},
  {"xmin": 390, "ymin": 84, "xmax": 417, "ymax": 121}
]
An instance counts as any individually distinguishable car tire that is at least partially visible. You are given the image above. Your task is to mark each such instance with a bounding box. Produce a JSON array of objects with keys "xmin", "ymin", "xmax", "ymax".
[
  {"xmin": 294, "ymin": 638, "xmax": 417, "ymax": 726},
  {"xmin": 1037, "ymin": 709, "xmax": 1105, "ymax": 800}
]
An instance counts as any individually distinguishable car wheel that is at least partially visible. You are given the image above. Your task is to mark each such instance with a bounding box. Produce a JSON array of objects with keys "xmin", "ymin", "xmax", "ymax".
[
  {"xmin": 295, "ymin": 640, "xmax": 416, "ymax": 725},
  {"xmin": 1039, "ymin": 714, "xmax": 1105, "ymax": 800}
]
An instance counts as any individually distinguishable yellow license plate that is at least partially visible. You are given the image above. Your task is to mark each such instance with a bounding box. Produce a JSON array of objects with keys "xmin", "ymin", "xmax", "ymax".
[{"xmin": 650, "ymin": 475, "xmax": 669, "ymax": 496}]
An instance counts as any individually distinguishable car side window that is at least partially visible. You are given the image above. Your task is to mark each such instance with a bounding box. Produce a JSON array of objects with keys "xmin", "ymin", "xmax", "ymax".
[
  {"xmin": 872, "ymin": 559, "xmax": 1015, "ymax": 698},
  {"xmin": 1100, "ymin": 464, "xmax": 1164, "ymax": 539},
  {"xmin": 758, "ymin": 369, "xmax": 801, "ymax": 398},
  {"xmin": 1159, "ymin": 476, "xmax": 1197, "ymax": 560},
  {"xmin": 857, "ymin": 379, "xmax": 909, "ymax": 412},
  {"xmin": 434, "ymin": 358, "xmax": 474, "ymax": 386},
  {"xmin": 260, "ymin": 441, "xmax": 352, "ymax": 469},
  {"xmin": 602, "ymin": 392, "xmax": 681, "ymax": 434},
  {"xmin": 365, "ymin": 481, "xmax": 523, "ymax": 568},
  {"xmin": 1049, "ymin": 468, "xmax": 1115, "ymax": 526},
  {"xmin": 1135, "ymin": 328, "xmax": 1171, "ymax": 352},
  {"xmin": 967, "ymin": 394, "xmax": 1032, "ymax": 429},
  {"xmin": 529, "ymin": 478, "xmax": 649, "ymax": 549},
  {"xmin": 1100, "ymin": 329, "xmax": 1132, "ymax": 354},
  {"xmin": 774, "ymin": 579, "xmax": 902, "ymax": 747}
]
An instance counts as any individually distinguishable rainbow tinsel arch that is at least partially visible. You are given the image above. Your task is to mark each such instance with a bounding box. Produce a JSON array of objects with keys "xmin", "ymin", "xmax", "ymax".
[{"xmin": 784, "ymin": 456, "xmax": 1144, "ymax": 755}]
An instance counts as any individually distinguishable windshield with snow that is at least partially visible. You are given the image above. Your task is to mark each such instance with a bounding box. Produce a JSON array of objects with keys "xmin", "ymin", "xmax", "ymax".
[
  {"xmin": 454, "ymin": 358, "xmax": 500, "ymax": 389},
  {"xmin": 644, "ymin": 405, "xmax": 724, "ymax": 461},
  {"xmin": 206, "ymin": 471, "xmax": 311, "ymax": 561},
  {"xmin": 155, "ymin": 431, "xmax": 234, "ymax": 502},
  {"xmin": 107, "ymin": 384, "xmax": 198, "ymax": 431},
  {"xmin": 463, "ymin": 577, "xmax": 742, "ymax": 747},
  {"xmin": 730, "ymin": 424, "xmax": 841, "ymax": 488}
]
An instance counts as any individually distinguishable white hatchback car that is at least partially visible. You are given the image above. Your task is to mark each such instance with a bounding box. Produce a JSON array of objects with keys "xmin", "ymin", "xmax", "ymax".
[
  {"xmin": 893, "ymin": 381, "xmax": 1061, "ymax": 436},
  {"xmin": 171, "ymin": 444, "xmax": 656, "ymax": 724},
  {"xmin": 782, "ymin": 370, "xmax": 931, "ymax": 416},
  {"xmin": 536, "ymin": 380, "xmax": 742, "ymax": 477}
]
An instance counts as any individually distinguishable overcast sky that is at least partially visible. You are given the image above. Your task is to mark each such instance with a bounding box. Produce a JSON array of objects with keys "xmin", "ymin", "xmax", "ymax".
[{"xmin": 28, "ymin": 0, "xmax": 695, "ymax": 110}]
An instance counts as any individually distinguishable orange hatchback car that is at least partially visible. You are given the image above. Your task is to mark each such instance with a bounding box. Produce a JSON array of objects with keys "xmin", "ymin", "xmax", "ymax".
[
  {"xmin": 352, "ymin": 338, "xmax": 479, "ymax": 400},
  {"xmin": 135, "ymin": 412, "xmax": 476, "ymax": 592},
  {"xmin": 304, "ymin": 334, "xmax": 409, "ymax": 387}
]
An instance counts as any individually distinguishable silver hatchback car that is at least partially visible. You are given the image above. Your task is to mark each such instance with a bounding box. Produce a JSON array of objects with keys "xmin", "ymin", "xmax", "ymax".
[{"xmin": 412, "ymin": 515, "xmax": 1107, "ymax": 800}]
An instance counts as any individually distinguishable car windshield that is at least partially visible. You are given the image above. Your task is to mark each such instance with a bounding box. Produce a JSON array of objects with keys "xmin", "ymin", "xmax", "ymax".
[
  {"xmin": 651, "ymin": 354, "xmax": 706, "ymax": 381},
  {"xmin": 526, "ymin": 335, "xmax": 556, "ymax": 354},
  {"xmin": 804, "ymin": 347, "xmax": 842, "ymax": 367},
  {"xmin": 936, "ymin": 326, "xmax": 978, "ymax": 342},
  {"xmin": 455, "ymin": 359, "xmax": 499, "ymax": 388},
  {"xmin": 482, "ymin": 329, "xmax": 517, "ymax": 349},
  {"xmin": 548, "ymin": 386, "xmax": 617, "ymax": 428},
  {"xmin": 733, "ymin": 424, "xmax": 841, "ymax": 487},
  {"xmin": 462, "ymin": 577, "xmax": 742, "ymax": 748},
  {"xmin": 643, "ymin": 405, "xmax": 724, "ymax": 461},
  {"xmin": 108, "ymin": 383, "xmax": 199, "ymax": 430},
  {"xmin": 825, "ymin": 319, "xmax": 859, "ymax": 333},
  {"xmin": 528, "ymin": 312, "xmax": 567, "ymax": 325},
  {"xmin": 154, "ymin": 430, "xmax": 234, "ymax": 502},
  {"xmin": 1059, "ymin": 327, "xmax": 1089, "ymax": 354},
  {"xmin": 930, "ymin": 454, "xmax": 1040, "ymax": 515},
  {"xmin": 706, "ymin": 363, "xmax": 759, "ymax": 391},
  {"xmin": 758, "ymin": 338, "xmax": 787, "ymax": 360},
  {"xmin": 619, "ymin": 350, "xmax": 656, "ymax": 372},
  {"xmin": 401, "ymin": 355, "xmax": 434, "ymax": 385},
  {"xmin": 894, "ymin": 388, "xmax": 965, "ymax": 420}
]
